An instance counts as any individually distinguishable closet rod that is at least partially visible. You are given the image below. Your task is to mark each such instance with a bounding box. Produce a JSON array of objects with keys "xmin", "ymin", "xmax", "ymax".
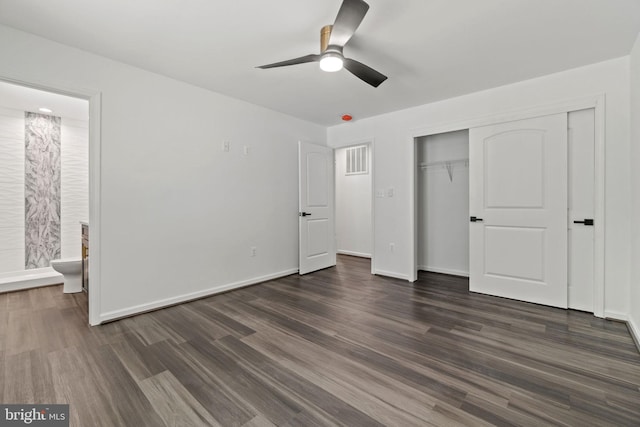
[{"xmin": 419, "ymin": 158, "xmax": 468, "ymax": 170}]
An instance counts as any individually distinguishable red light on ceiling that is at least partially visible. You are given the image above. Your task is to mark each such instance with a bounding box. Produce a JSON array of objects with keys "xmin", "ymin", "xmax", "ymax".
[{"xmin": 341, "ymin": 114, "xmax": 353, "ymax": 121}]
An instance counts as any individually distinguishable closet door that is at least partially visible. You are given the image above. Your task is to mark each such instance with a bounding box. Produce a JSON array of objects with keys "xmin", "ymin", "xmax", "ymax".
[{"xmin": 469, "ymin": 113, "xmax": 568, "ymax": 308}]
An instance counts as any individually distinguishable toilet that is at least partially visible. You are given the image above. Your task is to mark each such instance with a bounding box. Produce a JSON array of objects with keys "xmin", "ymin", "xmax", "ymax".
[{"xmin": 50, "ymin": 258, "xmax": 83, "ymax": 293}]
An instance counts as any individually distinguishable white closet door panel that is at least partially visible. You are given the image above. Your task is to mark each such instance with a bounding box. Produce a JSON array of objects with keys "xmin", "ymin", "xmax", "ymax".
[{"xmin": 470, "ymin": 113, "xmax": 568, "ymax": 308}]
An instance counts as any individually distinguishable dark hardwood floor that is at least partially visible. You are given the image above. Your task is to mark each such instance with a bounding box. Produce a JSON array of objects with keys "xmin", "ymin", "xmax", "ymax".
[{"xmin": 1, "ymin": 255, "xmax": 639, "ymax": 426}]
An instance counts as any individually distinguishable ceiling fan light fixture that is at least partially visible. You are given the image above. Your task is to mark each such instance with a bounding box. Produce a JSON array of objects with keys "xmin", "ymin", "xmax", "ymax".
[
  {"xmin": 257, "ymin": 0, "xmax": 387, "ymax": 87},
  {"xmin": 319, "ymin": 52, "xmax": 343, "ymax": 72}
]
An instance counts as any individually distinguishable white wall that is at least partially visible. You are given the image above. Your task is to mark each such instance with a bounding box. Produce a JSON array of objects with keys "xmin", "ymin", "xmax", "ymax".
[
  {"xmin": 0, "ymin": 24, "xmax": 326, "ymax": 322},
  {"xmin": 416, "ymin": 131, "xmax": 469, "ymax": 276},
  {"xmin": 630, "ymin": 33, "xmax": 640, "ymax": 343},
  {"xmin": 328, "ymin": 57, "xmax": 631, "ymax": 317},
  {"xmin": 335, "ymin": 145, "xmax": 372, "ymax": 258},
  {"xmin": 0, "ymin": 105, "xmax": 88, "ymax": 273}
]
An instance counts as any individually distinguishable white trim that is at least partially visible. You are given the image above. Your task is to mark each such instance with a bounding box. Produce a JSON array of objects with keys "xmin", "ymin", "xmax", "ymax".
[
  {"xmin": 337, "ymin": 250, "xmax": 371, "ymax": 258},
  {"xmin": 0, "ymin": 74, "xmax": 102, "ymax": 326},
  {"xmin": 0, "ymin": 268, "xmax": 63, "ymax": 293},
  {"xmin": 604, "ymin": 311, "xmax": 628, "ymax": 322},
  {"xmin": 408, "ymin": 94, "xmax": 608, "ymax": 138},
  {"xmin": 592, "ymin": 96, "xmax": 606, "ymax": 318},
  {"xmin": 87, "ymin": 93, "xmax": 102, "ymax": 326},
  {"xmin": 628, "ymin": 316, "xmax": 640, "ymax": 352},
  {"xmin": 417, "ymin": 265, "xmax": 469, "ymax": 277},
  {"xmin": 409, "ymin": 94, "xmax": 606, "ymax": 317},
  {"xmin": 370, "ymin": 139, "xmax": 376, "ymax": 275},
  {"xmin": 410, "ymin": 139, "xmax": 418, "ymax": 282},
  {"xmin": 98, "ymin": 268, "xmax": 298, "ymax": 324},
  {"xmin": 374, "ymin": 269, "xmax": 410, "ymax": 281}
]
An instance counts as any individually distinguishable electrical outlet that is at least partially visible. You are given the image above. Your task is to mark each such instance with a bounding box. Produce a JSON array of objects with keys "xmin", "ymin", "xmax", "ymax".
[
  {"xmin": 387, "ymin": 187, "xmax": 394, "ymax": 198},
  {"xmin": 389, "ymin": 243, "xmax": 395, "ymax": 252},
  {"xmin": 250, "ymin": 246, "xmax": 257, "ymax": 257},
  {"xmin": 222, "ymin": 141, "xmax": 230, "ymax": 152},
  {"xmin": 243, "ymin": 146, "xmax": 249, "ymax": 155}
]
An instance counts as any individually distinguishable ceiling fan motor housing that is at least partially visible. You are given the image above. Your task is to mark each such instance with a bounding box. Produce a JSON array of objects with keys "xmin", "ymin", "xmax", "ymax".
[
  {"xmin": 321, "ymin": 25, "xmax": 332, "ymax": 52},
  {"xmin": 321, "ymin": 25, "xmax": 344, "ymax": 58}
]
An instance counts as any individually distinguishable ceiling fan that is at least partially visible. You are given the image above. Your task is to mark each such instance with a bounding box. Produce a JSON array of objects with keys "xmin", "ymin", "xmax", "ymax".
[{"xmin": 257, "ymin": 0, "xmax": 387, "ymax": 88}]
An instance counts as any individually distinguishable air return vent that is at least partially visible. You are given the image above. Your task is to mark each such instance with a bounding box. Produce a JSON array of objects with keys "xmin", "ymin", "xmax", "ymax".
[{"xmin": 345, "ymin": 145, "xmax": 368, "ymax": 175}]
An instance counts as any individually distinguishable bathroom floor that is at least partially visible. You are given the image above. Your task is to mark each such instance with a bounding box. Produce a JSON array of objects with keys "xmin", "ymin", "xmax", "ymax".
[{"xmin": 1, "ymin": 256, "xmax": 640, "ymax": 426}]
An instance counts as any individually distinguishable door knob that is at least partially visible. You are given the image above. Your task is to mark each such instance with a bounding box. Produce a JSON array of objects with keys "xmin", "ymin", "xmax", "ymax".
[
  {"xmin": 299, "ymin": 212, "xmax": 312, "ymax": 217},
  {"xmin": 470, "ymin": 216, "xmax": 484, "ymax": 222}
]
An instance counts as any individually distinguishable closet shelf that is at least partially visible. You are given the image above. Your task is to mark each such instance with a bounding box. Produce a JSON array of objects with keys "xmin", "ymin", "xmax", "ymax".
[
  {"xmin": 419, "ymin": 158, "xmax": 468, "ymax": 171},
  {"xmin": 419, "ymin": 158, "xmax": 468, "ymax": 182}
]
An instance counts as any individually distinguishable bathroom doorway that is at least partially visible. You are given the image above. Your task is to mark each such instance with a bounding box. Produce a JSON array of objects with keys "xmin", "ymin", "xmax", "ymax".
[{"xmin": 0, "ymin": 77, "xmax": 101, "ymax": 325}]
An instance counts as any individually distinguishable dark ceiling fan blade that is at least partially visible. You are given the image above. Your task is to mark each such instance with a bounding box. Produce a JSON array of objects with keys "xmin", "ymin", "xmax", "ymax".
[
  {"xmin": 329, "ymin": 0, "xmax": 370, "ymax": 47},
  {"xmin": 344, "ymin": 58, "xmax": 387, "ymax": 87},
  {"xmin": 256, "ymin": 54, "xmax": 320, "ymax": 69}
]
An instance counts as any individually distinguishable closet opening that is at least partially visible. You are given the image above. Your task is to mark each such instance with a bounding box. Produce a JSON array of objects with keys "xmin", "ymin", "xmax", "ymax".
[
  {"xmin": 412, "ymin": 108, "xmax": 598, "ymax": 314},
  {"xmin": 416, "ymin": 130, "xmax": 470, "ymax": 278}
]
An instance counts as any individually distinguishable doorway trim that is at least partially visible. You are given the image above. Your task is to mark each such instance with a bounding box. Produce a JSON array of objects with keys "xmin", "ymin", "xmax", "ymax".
[
  {"xmin": 330, "ymin": 138, "xmax": 376, "ymax": 275},
  {"xmin": 408, "ymin": 94, "xmax": 606, "ymax": 318},
  {"xmin": 0, "ymin": 74, "xmax": 103, "ymax": 326}
]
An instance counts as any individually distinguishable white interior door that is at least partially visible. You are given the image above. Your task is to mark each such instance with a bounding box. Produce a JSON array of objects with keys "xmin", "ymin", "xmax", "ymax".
[
  {"xmin": 299, "ymin": 141, "xmax": 336, "ymax": 275},
  {"xmin": 568, "ymin": 109, "xmax": 595, "ymax": 311},
  {"xmin": 469, "ymin": 113, "xmax": 568, "ymax": 308}
]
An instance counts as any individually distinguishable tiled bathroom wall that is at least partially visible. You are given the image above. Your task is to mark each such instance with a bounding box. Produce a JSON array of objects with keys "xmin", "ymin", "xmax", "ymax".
[
  {"xmin": 25, "ymin": 112, "xmax": 62, "ymax": 269},
  {"xmin": 0, "ymin": 107, "xmax": 25, "ymax": 273},
  {"xmin": 0, "ymin": 107, "xmax": 87, "ymax": 274},
  {"xmin": 60, "ymin": 118, "xmax": 89, "ymax": 260}
]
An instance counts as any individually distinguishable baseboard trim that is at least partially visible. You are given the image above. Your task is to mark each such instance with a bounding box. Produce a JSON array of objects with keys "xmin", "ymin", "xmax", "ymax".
[
  {"xmin": 417, "ymin": 265, "xmax": 469, "ymax": 277},
  {"xmin": 604, "ymin": 311, "xmax": 628, "ymax": 322},
  {"xmin": 337, "ymin": 250, "xmax": 371, "ymax": 259},
  {"xmin": 98, "ymin": 268, "xmax": 298, "ymax": 325},
  {"xmin": 604, "ymin": 311, "xmax": 640, "ymax": 352},
  {"xmin": 0, "ymin": 268, "xmax": 63, "ymax": 293},
  {"xmin": 628, "ymin": 315, "xmax": 640, "ymax": 353},
  {"xmin": 374, "ymin": 269, "xmax": 410, "ymax": 281}
]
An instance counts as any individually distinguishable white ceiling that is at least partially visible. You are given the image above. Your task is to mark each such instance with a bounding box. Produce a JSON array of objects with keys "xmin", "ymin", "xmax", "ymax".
[{"xmin": 0, "ymin": 0, "xmax": 639, "ymax": 126}]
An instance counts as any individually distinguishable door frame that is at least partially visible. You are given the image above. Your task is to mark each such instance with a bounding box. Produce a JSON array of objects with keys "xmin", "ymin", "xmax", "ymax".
[
  {"xmin": 329, "ymin": 138, "xmax": 376, "ymax": 275},
  {"xmin": 0, "ymin": 74, "xmax": 103, "ymax": 326},
  {"xmin": 408, "ymin": 94, "xmax": 606, "ymax": 318}
]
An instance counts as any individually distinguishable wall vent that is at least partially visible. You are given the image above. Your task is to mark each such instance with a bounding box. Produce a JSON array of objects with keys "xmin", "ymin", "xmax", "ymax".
[{"xmin": 345, "ymin": 145, "xmax": 368, "ymax": 175}]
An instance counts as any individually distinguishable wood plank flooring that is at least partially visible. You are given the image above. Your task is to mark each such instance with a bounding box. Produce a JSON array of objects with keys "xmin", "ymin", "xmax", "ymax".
[{"xmin": 1, "ymin": 255, "xmax": 639, "ymax": 426}]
